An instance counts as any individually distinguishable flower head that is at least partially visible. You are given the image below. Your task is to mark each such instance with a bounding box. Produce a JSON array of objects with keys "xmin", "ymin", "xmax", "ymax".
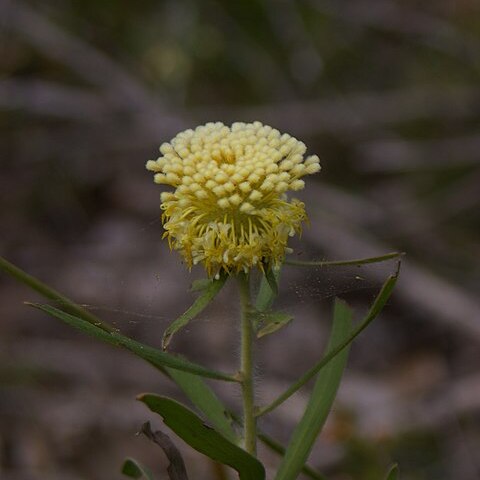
[{"xmin": 146, "ymin": 121, "xmax": 320, "ymax": 277}]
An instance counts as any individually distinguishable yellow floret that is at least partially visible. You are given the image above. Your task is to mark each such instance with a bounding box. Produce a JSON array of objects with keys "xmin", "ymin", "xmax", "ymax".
[{"xmin": 146, "ymin": 122, "xmax": 321, "ymax": 277}]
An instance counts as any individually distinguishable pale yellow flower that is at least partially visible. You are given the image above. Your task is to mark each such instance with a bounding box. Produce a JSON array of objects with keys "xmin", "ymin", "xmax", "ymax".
[{"xmin": 146, "ymin": 121, "xmax": 320, "ymax": 277}]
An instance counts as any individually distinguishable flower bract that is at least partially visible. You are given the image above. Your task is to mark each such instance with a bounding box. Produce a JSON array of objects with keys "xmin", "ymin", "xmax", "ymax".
[{"xmin": 146, "ymin": 121, "xmax": 320, "ymax": 277}]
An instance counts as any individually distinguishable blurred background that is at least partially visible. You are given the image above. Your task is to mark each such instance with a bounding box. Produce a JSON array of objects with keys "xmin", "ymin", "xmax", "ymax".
[{"xmin": 1, "ymin": 0, "xmax": 480, "ymax": 479}]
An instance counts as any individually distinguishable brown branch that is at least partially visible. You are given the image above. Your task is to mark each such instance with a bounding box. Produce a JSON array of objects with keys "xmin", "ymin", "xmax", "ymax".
[{"xmin": 140, "ymin": 422, "xmax": 189, "ymax": 480}]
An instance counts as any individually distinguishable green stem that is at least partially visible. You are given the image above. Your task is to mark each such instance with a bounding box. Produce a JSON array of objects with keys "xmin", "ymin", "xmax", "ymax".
[{"xmin": 237, "ymin": 272, "xmax": 256, "ymax": 455}]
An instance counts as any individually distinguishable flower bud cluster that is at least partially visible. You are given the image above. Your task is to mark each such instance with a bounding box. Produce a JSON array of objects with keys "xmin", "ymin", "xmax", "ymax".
[{"xmin": 146, "ymin": 122, "xmax": 320, "ymax": 276}]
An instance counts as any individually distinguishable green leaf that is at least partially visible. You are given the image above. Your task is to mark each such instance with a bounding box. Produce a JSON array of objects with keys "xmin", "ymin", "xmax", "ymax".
[
  {"xmin": 122, "ymin": 458, "xmax": 154, "ymax": 479},
  {"xmin": 167, "ymin": 368, "xmax": 239, "ymax": 443},
  {"xmin": 275, "ymin": 299, "xmax": 353, "ymax": 480},
  {"xmin": 264, "ymin": 266, "xmax": 279, "ymax": 297},
  {"xmin": 226, "ymin": 411, "xmax": 326, "ymax": 480},
  {"xmin": 138, "ymin": 394, "xmax": 265, "ymax": 480},
  {"xmin": 163, "ymin": 274, "xmax": 227, "ymax": 350},
  {"xmin": 257, "ymin": 265, "xmax": 400, "ymax": 416},
  {"xmin": 1, "ymin": 256, "xmax": 239, "ymax": 441},
  {"xmin": 255, "ymin": 267, "xmax": 281, "ymax": 312},
  {"xmin": 28, "ymin": 303, "xmax": 236, "ymax": 383},
  {"xmin": 285, "ymin": 251, "xmax": 404, "ymax": 267},
  {"xmin": 256, "ymin": 311, "xmax": 293, "ymax": 338},
  {"xmin": 385, "ymin": 464, "xmax": 399, "ymax": 480},
  {"xmin": 0, "ymin": 256, "xmax": 112, "ymax": 332},
  {"xmin": 258, "ymin": 433, "xmax": 327, "ymax": 480}
]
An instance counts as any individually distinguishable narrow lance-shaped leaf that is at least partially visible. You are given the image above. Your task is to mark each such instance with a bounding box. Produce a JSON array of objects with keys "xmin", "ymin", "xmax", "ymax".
[
  {"xmin": 162, "ymin": 275, "xmax": 227, "ymax": 350},
  {"xmin": 167, "ymin": 368, "xmax": 239, "ymax": 443},
  {"xmin": 138, "ymin": 394, "xmax": 265, "ymax": 480},
  {"xmin": 255, "ymin": 266, "xmax": 281, "ymax": 312},
  {"xmin": 257, "ymin": 263, "xmax": 400, "ymax": 416},
  {"xmin": 1, "ymin": 256, "xmax": 238, "ymax": 440},
  {"xmin": 264, "ymin": 266, "xmax": 279, "ymax": 297},
  {"xmin": 385, "ymin": 464, "xmax": 399, "ymax": 480},
  {"xmin": 285, "ymin": 251, "xmax": 404, "ymax": 267},
  {"xmin": 28, "ymin": 303, "xmax": 237, "ymax": 382},
  {"xmin": 0, "ymin": 256, "xmax": 111, "ymax": 331},
  {"xmin": 274, "ymin": 299, "xmax": 353, "ymax": 480},
  {"xmin": 257, "ymin": 433, "xmax": 327, "ymax": 480},
  {"xmin": 256, "ymin": 311, "xmax": 293, "ymax": 338},
  {"xmin": 227, "ymin": 411, "xmax": 327, "ymax": 480},
  {"xmin": 122, "ymin": 458, "xmax": 155, "ymax": 480}
]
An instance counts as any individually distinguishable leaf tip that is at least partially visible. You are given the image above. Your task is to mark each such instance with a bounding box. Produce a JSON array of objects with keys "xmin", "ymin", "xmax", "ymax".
[
  {"xmin": 394, "ymin": 260, "xmax": 402, "ymax": 276},
  {"xmin": 385, "ymin": 463, "xmax": 399, "ymax": 480},
  {"xmin": 333, "ymin": 298, "xmax": 352, "ymax": 314},
  {"xmin": 161, "ymin": 333, "xmax": 171, "ymax": 351}
]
